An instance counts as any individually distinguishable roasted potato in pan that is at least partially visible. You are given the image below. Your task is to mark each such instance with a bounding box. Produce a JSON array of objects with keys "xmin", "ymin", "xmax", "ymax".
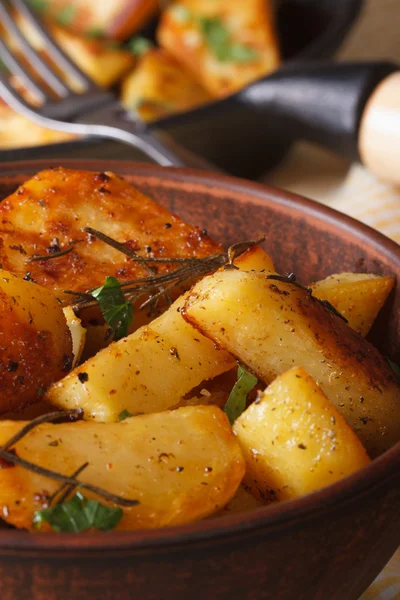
[
  {"xmin": 182, "ymin": 269, "xmax": 400, "ymax": 457},
  {"xmin": 0, "ymin": 102, "xmax": 75, "ymax": 149},
  {"xmin": 27, "ymin": 0, "xmax": 159, "ymax": 40},
  {"xmin": 6, "ymin": 13, "xmax": 135, "ymax": 89},
  {"xmin": 158, "ymin": 0, "xmax": 280, "ymax": 97},
  {"xmin": 0, "ymin": 270, "xmax": 72, "ymax": 414},
  {"xmin": 0, "ymin": 405, "xmax": 245, "ymax": 531},
  {"xmin": 121, "ymin": 49, "xmax": 212, "ymax": 122},
  {"xmin": 310, "ymin": 273, "xmax": 395, "ymax": 337},
  {"xmin": 234, "ymin": 367, "xmax": 371, "ymax": 502}
]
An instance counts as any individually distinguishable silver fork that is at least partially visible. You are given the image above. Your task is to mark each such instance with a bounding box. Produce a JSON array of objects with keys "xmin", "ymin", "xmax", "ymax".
[{"xmin": 0, "ymin": 0, "xmax": 216, "ymax": 169}]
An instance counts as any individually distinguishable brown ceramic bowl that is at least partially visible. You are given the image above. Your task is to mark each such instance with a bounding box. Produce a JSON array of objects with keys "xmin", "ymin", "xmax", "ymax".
[{"xmin": 0, "ymin": 160, "xmax": 399, "ymax": 600}]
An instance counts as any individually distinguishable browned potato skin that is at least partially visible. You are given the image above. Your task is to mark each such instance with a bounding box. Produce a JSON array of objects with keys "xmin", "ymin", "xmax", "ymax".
[
  {"xmin": 234, "ymin": 367, "xmax": 371, "ymax": 502},
  {"xmin": 158, "ymin": 0, "xmax": 280, "ymax": 97},
  {"xmin": 45, "ymin": 245, "xmax": 273, "ymax": 421},
  {"xmin": 0, "ymin": 406, "xmax": 245, "ymax": 531},
  {"xmin": 0, "ymin": 271, "xmax": 72, "ymax": 413},
  {"xmin": 122, "ymin": 49, "xmax": 213, "ymax": 122},
  {"xmin": 183, "ymin": 269, "xmax": 400, "ymax": 457},
  {"xmin": 28, "ymin": 0, "xmax": 158, "ymax": 40},
  {"xmin": 0, "ymin": 168, "xmax": 221, "ymax": 303},
  {"xmin": 310, "ymin": 273, "xmax": 395, "ymax": 337}
]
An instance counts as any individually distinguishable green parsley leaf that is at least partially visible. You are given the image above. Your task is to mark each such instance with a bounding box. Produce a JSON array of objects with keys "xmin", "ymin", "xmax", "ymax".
[
  {"xmin": 229, "ymin": 43, "xmax": 259, "ymax": 62},
  {"xmin": 91, "ymin": 276, "xmax": 133, "ymax": 341},
  {"xmin": 387, "ymin": 357, "xmax": 400, "ymax": 381},
  {"xmin": 33, "ymin": 491, "xmax": 123, "ymax": 532},
  {"xmin": 27, "ymin": 0, "xmax": 48, "ymax": 14},
  {"xmin": 128, "ymin": 37, "xmax": 154, "ymax": 57},
  {"xmin": 224, "ymin": 366, "xmax": 258, "ymax": 425},
  {"xmin": 170, "ymin": 4, "xmax": 191, "ymax": 23},
  {"xmin": 56, "ymin": 5, "xmax": 77, "ymax": 26},
  {"xmin": 117, "ymin": 409, "xmax": 133, "ymax": 422},
  {"xmin": 86, "ymin": 27, "xmax": 105, "ymax": 39},
  {"xmin": 198, "ymin": 16, "xmax": 258, "ymax": 63}
]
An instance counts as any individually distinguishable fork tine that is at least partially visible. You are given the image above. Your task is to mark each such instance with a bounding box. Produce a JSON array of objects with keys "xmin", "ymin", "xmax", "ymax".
[
  {"xmin": 0, "ymin": 37, "xmax": 49, "ymax": 103},
  {"xmin": 10, "ymin": 0, "xmax": 95, "ymax": 91},
  {"xmin": 0, "ymin": 0, "xmax": 70, "ymax": 97}
]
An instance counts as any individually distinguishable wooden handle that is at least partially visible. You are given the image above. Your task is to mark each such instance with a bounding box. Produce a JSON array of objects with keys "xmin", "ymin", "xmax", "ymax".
[{"xmin": 359, "ymin": 72, "xmax": 400, "ymax": 185}]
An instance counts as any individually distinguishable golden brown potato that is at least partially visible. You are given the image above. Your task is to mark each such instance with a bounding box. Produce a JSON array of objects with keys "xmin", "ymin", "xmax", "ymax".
[
  {"xmin": 29, "ymin": 0, "xmax": 159, "ymax": 40},
  {"xmin": 122, "ymin": 49, "xmax": 212, "ymax": 122},
  {"xmin": 0, "ymin": 405, "xmax": 245, "ymax": 531},
  {"xmin": 45, "ymin": 244, "xmax": 273, "ymax": 420},
  {"xmin": 50, "ymin": 25, "xmax": 135, "ymax": 88},
  {"xmin": 0, "ymin": 167, "xmax": 221, "ymax": 303},
  {"xmin": 45, "ymin": 292, "xmax": 235, "ymax": 421},
  {"xmin": 231, "ymin": 244, "xmax": 275, "ymax": 273},
  {"xmin": 8, "ymin": 14, "xmax": 135, "ymax": 89},
  {"xmin": 310, "ymin": 273, "xmax": 395, "ymax": 336},
  {"xmin": 158, "ymin": 0, "xmax": 280, "ymax": 97},
  {"xmin": 0, "ymin": 270, "xmax": 72, "ymax": 413},
  {"xmin": 182, "ymin": 269, "xmax": 400, "ymax": 457},
  {"xmin": 0, "ymin": 101, "xmax": 75, "ymax": 149},
  {"xmin": 234, "ymin": 367, "xmax": 371, "ymax": 502}
]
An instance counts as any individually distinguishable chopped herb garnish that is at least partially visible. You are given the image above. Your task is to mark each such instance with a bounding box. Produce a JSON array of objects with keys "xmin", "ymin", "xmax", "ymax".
[
  {"xmin": 91, "ymin": 276, "xmax": 133, "ymax": 341},
  {"xmin": 117, "ymin": 409, "xmax": 133, "ymax": 422},
  {"xmin": 27, "ymin": 0, "xmax": 48, "ymax": 14},
  {"xmin": 386, "ymin": 357, "xmax": 400, "ymax": 381},
  {"xmin": 86, "ymin": 27, "xmax": 104, "ymax": 39},
  {"xmin": 33, "ymin": 491, "xmax": 123, "ymax": 533},
  {"xmin": 229, "ymin": 43, "xmax": 259, "ymax": 62},
  {"xmin": 224, "ymin": 366, "xmax": 258, "ymax": 425},
  {"xmin": 171, "ymin": 4, "xmax": 191, "ymax": 22},
  {"xmin": 56, "ymin": 5, "xmax": 77, "ymax": 26},
  {"xmin": 198, "ymin": 17, "xmax": 258, "ymax": 63},
  {"xmin": 128, "ymin": 37, "xmax": 154, "ymax": 57}
]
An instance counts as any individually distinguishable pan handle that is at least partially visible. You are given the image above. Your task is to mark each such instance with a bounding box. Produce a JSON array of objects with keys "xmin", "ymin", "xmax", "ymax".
[{"xmin": 239, "ymin": 61, "xmax": 400, "ymax": 183}]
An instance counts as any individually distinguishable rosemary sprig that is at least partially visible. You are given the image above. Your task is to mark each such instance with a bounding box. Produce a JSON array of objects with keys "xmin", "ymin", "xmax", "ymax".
[
  {"xmin": 25, "ymin": 246, "xmax": 74, "ymax": 263},
  {"xmin": 64, "ymin": 231, "xmax": 265, "ymax": 315},
  {"xmin": 0, "ymin": 411, "xmax": 139, "ymax": 508},
  {"xmin": 48, "ymin": 462, "xmax": 89, "ymax": 506}
]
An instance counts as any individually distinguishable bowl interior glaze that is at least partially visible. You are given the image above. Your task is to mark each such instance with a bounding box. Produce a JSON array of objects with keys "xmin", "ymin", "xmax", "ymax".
[{"xmin": 0, "ymin": 159, "xmax": 399, "ymax": 600}]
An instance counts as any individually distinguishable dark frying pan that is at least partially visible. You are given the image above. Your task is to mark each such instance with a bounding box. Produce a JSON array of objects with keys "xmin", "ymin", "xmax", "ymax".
[{"xmin": 0, "ymin": 0, "xmax": 365, "ymax": 179}]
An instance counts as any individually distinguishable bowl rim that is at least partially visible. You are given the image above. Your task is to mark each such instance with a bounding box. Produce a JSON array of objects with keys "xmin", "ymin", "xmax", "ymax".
[{"xmin": 0, "ymin": 158, "xmax": 399, "ymax": 554}]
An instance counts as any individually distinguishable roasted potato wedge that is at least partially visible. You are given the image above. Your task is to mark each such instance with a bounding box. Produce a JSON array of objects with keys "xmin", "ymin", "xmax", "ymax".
[
  {"xmin": 0, "ymin": 270, "xmax": 72, "ymax": 413},
  {"xmin": 231, "ymin": 244, "xmax": 275, "ymax": 273},
  {"xmin": 8, "ymin": 14, "xmax": 135, "ymax": 89},
  {"xmin": 45, "ymin": 246, "xmax": 273, "ymax": 420},
  {"xmin": 310, "ymin": 273, "xmax": 395, "ymax": 336},
  {"xmin": 0, "ymin": 406, "xmax": 245, "ymax": 531},
  {"xmin": 122, "ymin": 49, "xmax": 212, "ymax": 122},
  {"xmin": 0, "ymin": 168, "xmax": 221, "ymax": 302},
  {"xmin": 234, "ymin": 367, "xmax": 371, "ymax": 502},
  {"xmin": 183, "ymin": 269, "xmax": 400, "ymax": 457},
  {"xmin": 29, "ymin": 0, "xmax": 159, "ymax": 40},
  {"xmin": 158, "ymin": 0, "xmax": 280, "ymax": 97},
  {"xmin": 45, "ymin": 292, "xmax": 235, "ymax": 421},
  {"xmin": 0, "ymin": 101, "xmax": 75, "ymax": 149}
]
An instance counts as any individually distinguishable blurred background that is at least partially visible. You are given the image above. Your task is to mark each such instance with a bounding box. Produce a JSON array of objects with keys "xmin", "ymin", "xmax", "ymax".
[{"xmin": 0, "ymin": 2, "xmax": 399, "ymax": 597}]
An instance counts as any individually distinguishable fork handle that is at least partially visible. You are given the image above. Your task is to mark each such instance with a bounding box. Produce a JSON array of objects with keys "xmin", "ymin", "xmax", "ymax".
[{"xmin": 138, "ymin": 130, "xmax": 221, "ymax": 171}]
